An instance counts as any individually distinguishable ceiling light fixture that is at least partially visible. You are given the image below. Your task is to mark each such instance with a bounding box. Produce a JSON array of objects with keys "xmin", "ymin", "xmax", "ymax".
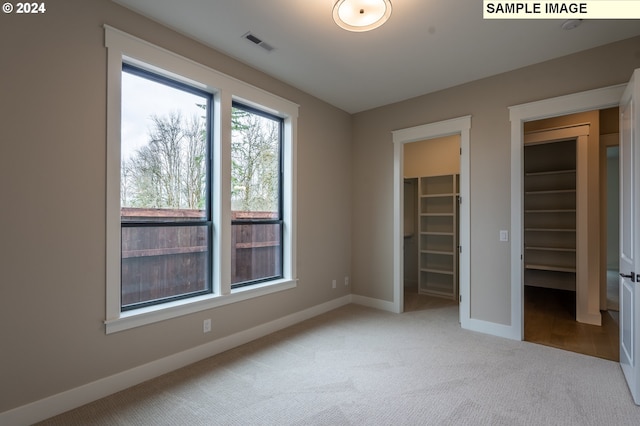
[{"xmin": 333, "ymin": 0, "xmax": 392, "ymax": 32}]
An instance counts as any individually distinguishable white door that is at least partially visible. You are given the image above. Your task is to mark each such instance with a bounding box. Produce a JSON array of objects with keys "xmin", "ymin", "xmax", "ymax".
[{"xmin": 619, "ymin": 68, "xmax": 640, "ymax": 405}]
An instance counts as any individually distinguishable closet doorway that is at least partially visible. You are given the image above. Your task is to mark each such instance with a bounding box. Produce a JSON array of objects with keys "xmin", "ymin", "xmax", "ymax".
[
  {"xmin": 391, "ymin": 115, "xmax": 470, "ymax": 326},
  {"xmin": 522, "ymin": 109, "xmax": 620, "ymax": 361},
  {"xmin": 403, "ymin": 136, "xmax": 460, "ymax": 312}
]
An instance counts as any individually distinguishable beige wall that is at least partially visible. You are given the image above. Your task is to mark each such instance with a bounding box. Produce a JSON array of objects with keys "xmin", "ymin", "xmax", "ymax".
[
  {"xmin": 351, "ymin": 36, "xmax": 640, "ymax": 323},
  {"xmin": 0, "ymin": 0, "xmax": 352, "ymax": 412},
  {"xmin": 404, "ymin": 135, "xmax": 461, "ymax": 178}
]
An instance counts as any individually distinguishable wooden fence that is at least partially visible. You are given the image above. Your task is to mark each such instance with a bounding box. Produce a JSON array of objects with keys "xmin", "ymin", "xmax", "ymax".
[{"xmin": 121, "ymin": 208, "xmax": 280, "ymax": 307}]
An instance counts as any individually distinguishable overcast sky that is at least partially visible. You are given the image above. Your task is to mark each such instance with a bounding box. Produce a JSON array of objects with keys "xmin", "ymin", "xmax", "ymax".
[{"xmin": 121, "ymin": 72, "xmax": 207, "ymax": 161}]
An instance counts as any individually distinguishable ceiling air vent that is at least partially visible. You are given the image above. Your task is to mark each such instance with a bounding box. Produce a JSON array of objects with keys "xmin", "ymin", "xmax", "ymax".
[{"xmin": 242, "ymin": 32, "xmax": 275, "ymax": 52}]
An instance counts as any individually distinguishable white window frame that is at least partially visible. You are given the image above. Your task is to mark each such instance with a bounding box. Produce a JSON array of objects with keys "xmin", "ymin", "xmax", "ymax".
[{"xmin": 104, "ymin": 26, "xmax": 298, "ymax": 334}]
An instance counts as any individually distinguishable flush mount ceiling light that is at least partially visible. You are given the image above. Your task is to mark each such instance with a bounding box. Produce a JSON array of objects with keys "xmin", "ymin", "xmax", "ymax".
[{"xmin": 333, "ymin": 0, "xmax": 392, "ymax": 32}]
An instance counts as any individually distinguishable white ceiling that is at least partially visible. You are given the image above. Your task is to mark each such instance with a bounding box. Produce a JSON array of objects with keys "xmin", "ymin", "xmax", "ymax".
[{"xmin": 113, "ymin": 0, "xmax": 640, "ymax": 113}]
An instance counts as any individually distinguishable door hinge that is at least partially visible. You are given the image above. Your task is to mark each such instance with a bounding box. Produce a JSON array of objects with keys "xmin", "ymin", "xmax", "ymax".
[{"xmin": 459, "ymin": 294, "xmax": 462, "ymax": 303}]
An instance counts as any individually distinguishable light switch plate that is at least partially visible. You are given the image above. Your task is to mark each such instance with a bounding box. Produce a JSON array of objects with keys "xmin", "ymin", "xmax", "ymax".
[{"xmin": 499, "ymin": 230, "xmax": 509, "ymax": 242}]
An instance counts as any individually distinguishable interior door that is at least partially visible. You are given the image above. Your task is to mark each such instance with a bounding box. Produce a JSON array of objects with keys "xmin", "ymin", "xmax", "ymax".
[{"xmin": 619, "ymin": 68, "xmax": 640, "ymax": 405}]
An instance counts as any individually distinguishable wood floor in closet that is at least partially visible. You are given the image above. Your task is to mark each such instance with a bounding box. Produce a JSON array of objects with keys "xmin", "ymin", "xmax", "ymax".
[{"xmin": 524, "ymin": 285, "xmax": 619, "ymax": 362}]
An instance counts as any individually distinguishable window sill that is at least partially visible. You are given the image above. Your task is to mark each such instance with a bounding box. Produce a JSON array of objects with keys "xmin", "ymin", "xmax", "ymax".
[{"xmin": 105, "ymin": 278, "xmax": 298, "ymax": 334}]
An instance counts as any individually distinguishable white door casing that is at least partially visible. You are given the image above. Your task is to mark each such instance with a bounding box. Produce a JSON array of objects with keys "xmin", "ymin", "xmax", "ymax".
[
  {"xmin": 392, "ymin": 115, "xmax": 470, "ymax": 327},
  {"xmin": 509, "ymin": 84, "xmax": 625, "ymax": 340}
]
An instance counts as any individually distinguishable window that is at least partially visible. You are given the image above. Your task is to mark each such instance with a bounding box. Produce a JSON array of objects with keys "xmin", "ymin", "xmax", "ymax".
[
  {"xmin": 105, "ymin": 26, "xmax": 298, "ymax": 333},
  {"xmin": 120, "ymin": 65, "xmax": 213, "ymax": 310},
  {"xmin": 231, "ymin": 103, "xmax": 283, "ymax": 287}
]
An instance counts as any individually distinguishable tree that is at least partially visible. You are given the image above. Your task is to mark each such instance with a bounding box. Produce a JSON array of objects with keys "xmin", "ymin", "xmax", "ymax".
[
  {"xmin": 182, "ymin": 114, "xmax": 208, "ymax": 210},
  {"xmin": 121, "ymin": 106, "xmax": 279, "ymax": 214},
  {"xmin": 231, "ymin": 108, "xmax": 280, "ymax": 213},
  {"xmin": 121, "ymin": 111, "xmax": 206, "ymax": 211}
]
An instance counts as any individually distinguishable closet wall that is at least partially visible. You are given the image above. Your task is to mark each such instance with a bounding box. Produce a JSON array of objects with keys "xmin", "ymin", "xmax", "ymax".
[
  {"xmin": 599, "ymin": 107, "xmax": 621, "ymax": 310},
  {"xmin": 404, "ymin": 135, "xmax": 460, "ymax": 177},
  {"xmin": 404, "ymin": 179, "xmax": 419, "ymax": 288}
]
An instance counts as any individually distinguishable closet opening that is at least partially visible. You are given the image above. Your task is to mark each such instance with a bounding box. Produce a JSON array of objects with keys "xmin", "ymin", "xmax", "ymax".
[
  {"xmin": 522, "ymin": 108, "xmax": 619, "ymax": 361},
  {"xmin": 403, "ymin": 135, "xmax": 460, "ymax": 313}
]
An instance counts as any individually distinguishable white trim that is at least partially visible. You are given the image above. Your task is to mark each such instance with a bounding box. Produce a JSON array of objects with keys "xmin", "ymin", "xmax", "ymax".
[
  {"xmin": 1, "ymin": 296, "xmax": 352, "ymax": 426},
  {"xmin": 351, "ymin": 294, "xmax": 397, "ymax": 312},
  {"xmin": 104, "ymin": 26, "xmax": 299, "ymax": 332},
  {"xmin": 105, "ymin": 40, "xmax": 123, "ymax": 317},
  {"xmin": 462, "ymin": 317, "xmax": 521, "ymax": 340},
  {"xmin": 106, "ymin": 279, "xmax": 298, "ymax": 334},
  {"xmin": 391, "ymin": 116, "xmax": 471, "ymax": 330},
  {"xmin": 283, "ymin": 115, "xmax": 298, "ymax": 282},
  {"xmin": 523, "ymin": 123, "xmax": 590, "ymax": 144},
  {"xmin": 509, "ymin": 84, "xmax": 625, "ymax": 340},
  {"xmin": 213, "ymin": 90, "xmax": 228, "ymax": 295}
]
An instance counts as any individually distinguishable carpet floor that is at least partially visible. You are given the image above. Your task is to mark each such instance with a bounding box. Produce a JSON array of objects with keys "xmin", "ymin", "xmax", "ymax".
[{"xmin": 39, "ymin": 297, "xmax": 640, "ymax": 425}]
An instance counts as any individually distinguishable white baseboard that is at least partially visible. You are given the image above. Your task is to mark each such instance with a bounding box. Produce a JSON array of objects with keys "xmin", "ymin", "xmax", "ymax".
[
  {"xmin": 0, "ymin": 295, "xmax": 352, "ymax": 426},
  {"xmin": 351, "ymin": 294, "xmax": 396, "ymax": 312},
  {"xmin": 576, "ymin": 311, "xmax": 602, "ymax": 327},
  {"xmin": 462, "ymin": 317, "xmax": 520, "ymax": 341}
]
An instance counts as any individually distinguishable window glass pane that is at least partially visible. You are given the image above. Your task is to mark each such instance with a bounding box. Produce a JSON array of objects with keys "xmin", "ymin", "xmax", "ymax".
[
  {"xmin": 231, "ymin": 105, "xmax": 283, "ymax": 287},
  {"xmin": 121, "ymin": 70, "xmax": 208, "ymax": 220},
  {"xmin": 120, "ymin": 65, "xmax": 212, "ymax": 310},
  {"xmin": 231, "ymin": 223, "xmax": 282, "ymax": 285},
  {"xmin": 121, "ymin": 225, "xmax": 209, "ymax": 309},
  {"xmin": 231, "ymin": 107, "xmax": 281, "ymax": 216}
]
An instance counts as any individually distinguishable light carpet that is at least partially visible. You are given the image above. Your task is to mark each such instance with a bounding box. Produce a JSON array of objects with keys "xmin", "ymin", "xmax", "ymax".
[{"xmin": 39, "ymin": 299, "xmax": 640, "ymax": 425}]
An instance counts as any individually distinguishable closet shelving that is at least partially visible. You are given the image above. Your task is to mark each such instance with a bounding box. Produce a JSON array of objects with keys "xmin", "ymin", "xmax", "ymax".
[
  {"xmin": 418, "ymin": 174, "xmax": 459, "ymax": 299},
  {"xmin": 523, "ymin": 140, "xmax": 577, "ymax": 292}
]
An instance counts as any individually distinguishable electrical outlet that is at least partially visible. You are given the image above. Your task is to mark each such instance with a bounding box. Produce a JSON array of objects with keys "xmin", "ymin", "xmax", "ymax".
[
  {"xmin": 332, "ymin": 279, "xmax": 336, "ymax": 289},
  {"xmin": 203, "ymin": 318, "xmax": 211, "ymax": 333},
  {"xmin": 344, "ymin": 276, "xmax": 349, "ymax": 286}
]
